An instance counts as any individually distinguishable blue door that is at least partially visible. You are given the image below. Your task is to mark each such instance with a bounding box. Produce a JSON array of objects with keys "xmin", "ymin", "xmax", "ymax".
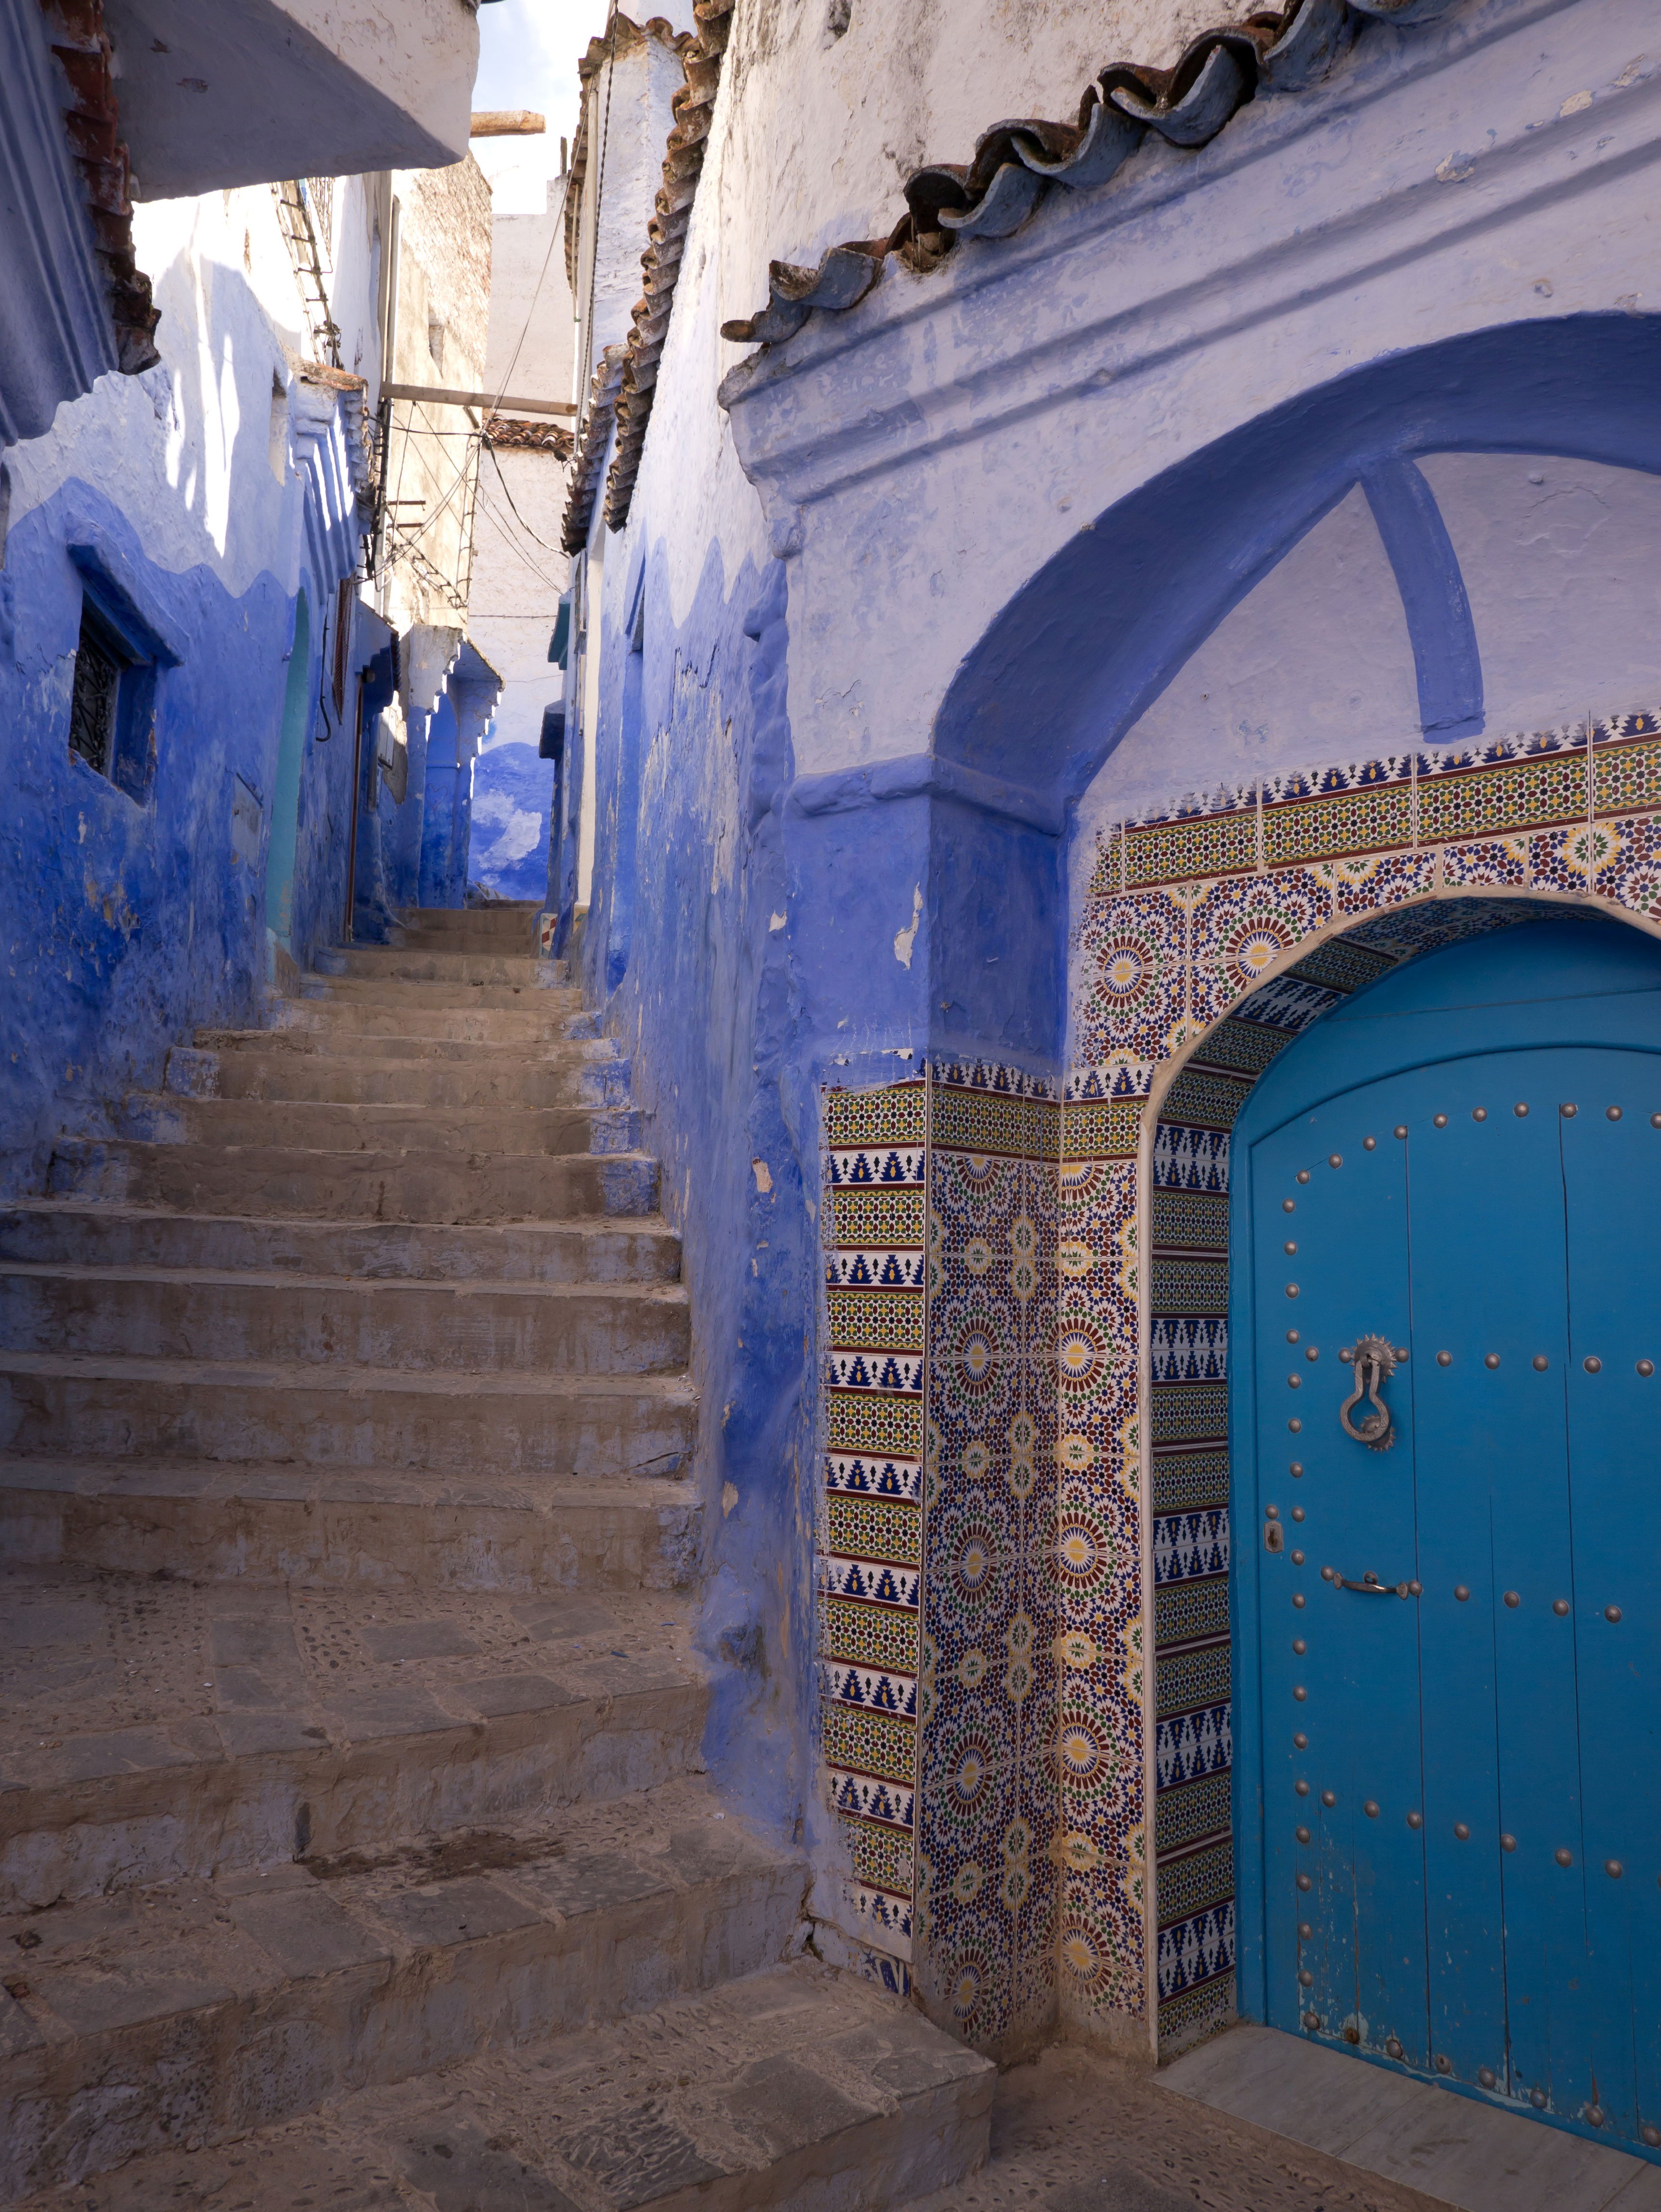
[{"xmin": 1234, "ymin": 918, "xmax": 1661, "ymax": 2159}]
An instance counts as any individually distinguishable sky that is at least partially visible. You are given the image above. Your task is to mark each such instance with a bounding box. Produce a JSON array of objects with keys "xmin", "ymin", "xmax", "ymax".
[{"xmin": 470, "ymin": 0, "xmax": 613, "ymax": 213}]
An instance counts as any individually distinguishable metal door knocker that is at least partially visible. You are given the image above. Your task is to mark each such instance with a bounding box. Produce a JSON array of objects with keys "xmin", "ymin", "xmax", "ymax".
[{"xmin": 1338, "ymin": 1334, "xmax": 1397, "ymax": 1451}]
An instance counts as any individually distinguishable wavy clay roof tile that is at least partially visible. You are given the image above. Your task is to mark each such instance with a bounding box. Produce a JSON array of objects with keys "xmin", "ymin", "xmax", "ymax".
[{"xmin": 719, "ymin": 0, "xmax": 1460, "ymax": 348}]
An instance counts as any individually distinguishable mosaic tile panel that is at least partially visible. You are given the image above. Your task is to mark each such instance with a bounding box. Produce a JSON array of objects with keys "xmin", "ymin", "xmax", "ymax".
[
  {"xmin": 919, "ymin": 1059, "xmax": 1068, "ymax": 2052},
  {"xmin": 816, "ymin": 708, "xmax": 1661, "ymax": 2060},
  {"xmin": 821, "ymin": 1079, "xmax": 927, "ymax": 1965}
]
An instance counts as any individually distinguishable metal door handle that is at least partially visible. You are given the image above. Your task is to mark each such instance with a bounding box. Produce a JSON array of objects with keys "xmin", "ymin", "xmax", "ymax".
[
  {"xmin": 1323, "ymin": 1567, "xmax": 1421, "ymax": 1599},
  {"xmin": 1338, "ymin": 1334, "xmax": 1397, "ymax": 1451}
]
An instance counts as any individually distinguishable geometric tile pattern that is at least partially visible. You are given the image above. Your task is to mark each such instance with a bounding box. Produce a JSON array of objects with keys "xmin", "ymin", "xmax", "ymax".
[
  {"xmin": 821, "ymin": 1078, "xmax": 926, "ymax": 1977},
  {"xmin": 819, "ymin": 707, "xmax": 1661, "ymax": 2057},
  {"xmin": 916, "ymin": 1057, "xmax": 1062, "ymax": 2054}
]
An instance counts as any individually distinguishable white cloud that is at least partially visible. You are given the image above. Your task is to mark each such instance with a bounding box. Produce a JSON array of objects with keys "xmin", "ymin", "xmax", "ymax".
[{"xmin": 475, "ymin": 805, "xmax": 545, "ymax": 864}]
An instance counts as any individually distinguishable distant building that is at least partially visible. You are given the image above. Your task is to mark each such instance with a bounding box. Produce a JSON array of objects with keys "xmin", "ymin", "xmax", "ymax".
[{"xmin": 467, "ymin": 155, "xmax": 578, "ymax": 901}]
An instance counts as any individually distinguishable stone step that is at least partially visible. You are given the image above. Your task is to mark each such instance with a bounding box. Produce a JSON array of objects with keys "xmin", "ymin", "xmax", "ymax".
[
  {"xmin": 0, "ymin": 1353, "xmax": 698, "ymax": 1476},
  {"xmin": 8, "ymin": 1961, "xmax": 992, "ymax": 2212},
  {"xmin": 264, "ymin": 997, "xmax": 583, "ymax": 1040},
  {"xmin": 0, "ymin": 1202, "xmax": 681, "ymax": 1285},
  {"xmin": 44, "ymin": 1139, "xmax": 659, "ymax": 1222},
  {"xmin": 315, "ymin": 945, "xmax": 553, "ymax": 987},
  {"xmin": 196, "ymin": 1022, "xmax": 616, "ymax": 1066},
  {"xmin": 167, "ymin": 1044, "xmax": 631, "ymax": 1109},
  {"xmin": 0, "ymin": 1564, "xmax": 708, "ymax": 1911},
  {"xmin": 399, "ymin": 900, "xmax": 542, "ymax": 944},
  {"xmin": 0, "ymin": 1456, "xmax": 702, "ymax": 1593},
  {"xmin": 0, "ymin": 1266, "xmax": 690, "ymax": 1375},
  {"xmin": 297, "ymin": 976, "xmax": 577, "ymax": 1012},
  {"xmin": 117, "ymin": 1093, "xmax": 639, "ymax": 1158},
  {"xmin": 0, "ymin": 1778, "xmax": 807, "ymax": 2200}
]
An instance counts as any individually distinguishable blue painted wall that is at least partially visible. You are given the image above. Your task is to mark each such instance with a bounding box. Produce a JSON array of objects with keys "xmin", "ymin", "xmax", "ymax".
[{"xmin": 0, "ymin": 476, "xmax": 356, "ymax": 1184}]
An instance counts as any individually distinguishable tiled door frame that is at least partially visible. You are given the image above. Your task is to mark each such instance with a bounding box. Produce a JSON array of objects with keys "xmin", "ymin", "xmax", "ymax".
[{"xmin": 1133, "ymin": 877, "xmax": 1661, "ymax": 2054}]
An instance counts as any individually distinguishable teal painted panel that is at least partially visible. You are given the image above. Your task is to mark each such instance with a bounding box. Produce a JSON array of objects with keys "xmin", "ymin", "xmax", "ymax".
[{"xmin": 1234, "ymin": 919, "xmax": 1661, "ymax": 2162}]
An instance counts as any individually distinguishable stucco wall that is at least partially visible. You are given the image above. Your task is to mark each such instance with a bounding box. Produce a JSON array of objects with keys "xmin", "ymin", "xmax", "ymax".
[
  {"xmin": 0, "ymin": 177, "xmax": 376, "ymax": 1175},
  {"xmin": 716, "ymin": 0, "xmax": 1257, "ymax": 304},
  {"xmin": 561, "ymin": 0, "xmax": 1661, "ymax": 2038}
]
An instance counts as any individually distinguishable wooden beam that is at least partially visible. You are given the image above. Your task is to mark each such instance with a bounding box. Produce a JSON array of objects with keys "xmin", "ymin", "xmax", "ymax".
[
  {"xmin": 381, "ymin": 382, "xmax": 576, "ymax": 420},
  {"xmin": 470, "ymin": 110, "xmax": 545, "ymax": 135}
]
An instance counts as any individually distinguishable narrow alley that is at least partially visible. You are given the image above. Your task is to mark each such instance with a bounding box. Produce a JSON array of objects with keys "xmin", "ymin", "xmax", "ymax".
[{"xmin": 4, "ymin": 0, "xmax": 1661, "ymax": 2207}]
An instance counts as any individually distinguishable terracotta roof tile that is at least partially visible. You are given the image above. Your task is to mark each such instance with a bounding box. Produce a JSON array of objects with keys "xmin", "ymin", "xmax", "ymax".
[
  {"xmin": 719, "ymin": 0, "xmax": 1458, "ymax": 350},
  {"xmin": 40, "ymin": 0, "xmax": 159, "ymax": 375}
]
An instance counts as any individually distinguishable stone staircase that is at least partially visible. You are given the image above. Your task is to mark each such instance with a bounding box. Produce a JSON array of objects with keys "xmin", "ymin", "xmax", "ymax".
[{"xmin": 0, "ymin": 904, "xmax": 990, "ymax": 2209}]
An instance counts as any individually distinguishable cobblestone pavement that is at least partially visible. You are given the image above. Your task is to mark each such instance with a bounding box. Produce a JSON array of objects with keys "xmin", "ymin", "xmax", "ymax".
[{"xmin": 901, "ymin": 2040, "xmax": 1436, "ymax": 2212}]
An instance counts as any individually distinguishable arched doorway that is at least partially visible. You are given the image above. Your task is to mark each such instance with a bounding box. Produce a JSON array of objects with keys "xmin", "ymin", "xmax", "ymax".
[
  {"xmin": 1230, "ymin": 914, "xmax": 1661, "ymax": 2155},
  {"xmin": 265, "ymin": 588, "xmax": 312, "ymax": 952}
]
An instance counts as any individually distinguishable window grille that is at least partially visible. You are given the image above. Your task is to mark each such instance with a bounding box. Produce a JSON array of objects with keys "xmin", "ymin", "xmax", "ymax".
[{"xmin": 67, "ymin": 604, "xmax": 127, "ymax": 777}]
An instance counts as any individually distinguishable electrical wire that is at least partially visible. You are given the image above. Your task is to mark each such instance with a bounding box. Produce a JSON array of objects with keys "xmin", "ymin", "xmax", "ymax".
[
  {"xmin": 474, "ymin": 480, "xmax": 566, "ymax": 595},
  {"xmin": 486, "ymin": 442, "xmax": 568, "ymax": 556}
]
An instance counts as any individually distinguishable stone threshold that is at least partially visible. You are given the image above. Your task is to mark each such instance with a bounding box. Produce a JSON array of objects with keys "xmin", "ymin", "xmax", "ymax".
[{"xmin": 1158, "ymin": 2024, "xmax": 1661, "ymax": 2212}]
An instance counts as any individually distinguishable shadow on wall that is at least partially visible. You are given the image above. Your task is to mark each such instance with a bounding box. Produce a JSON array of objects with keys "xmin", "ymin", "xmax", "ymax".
[{"xmin": 469, "ymin": 740, "xmax": 553, "ymax": 901}]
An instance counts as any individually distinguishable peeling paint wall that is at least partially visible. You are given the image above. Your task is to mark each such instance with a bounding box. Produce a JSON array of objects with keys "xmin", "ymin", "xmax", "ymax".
[
  {"xmin": 0, "ymin": 177, "xmax": 380, "ymax": 1180},
  {"xmin": 563, "ymin": 0, "xmax": 1661, "ymax": 2047}
]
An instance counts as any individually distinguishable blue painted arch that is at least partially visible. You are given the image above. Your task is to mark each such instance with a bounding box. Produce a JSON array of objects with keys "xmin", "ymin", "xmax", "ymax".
[{"xmin": 933, "ymin": 314, "xmax": 1661, "ymax": 813}]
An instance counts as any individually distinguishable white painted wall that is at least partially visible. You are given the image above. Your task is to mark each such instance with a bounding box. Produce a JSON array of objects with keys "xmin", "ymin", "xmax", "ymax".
[
  {"xmin": 1418, "ymin": 452, "xmax": 1661, "ymax": 741},
  {"xmin": 10, "ymin": 175, "xmax": 382, "ymax": 595},
  {"xmin": 1075, "ymin": 487, "xmax": 1422, "ymax": 834},
  {"xmin": 108, "ymin": 0, "xmax": 480, "ymax": 198},
  {"xmin": 470, "ymin": 446, "xmax": 568, "ymax": 750},
  {"xmin": 714, "ymin": 0, "xmax": 1252, "ymax": 327},
  {"xmin": 485, "ymin": 178, "xmax": 577, "ymax": 406}
]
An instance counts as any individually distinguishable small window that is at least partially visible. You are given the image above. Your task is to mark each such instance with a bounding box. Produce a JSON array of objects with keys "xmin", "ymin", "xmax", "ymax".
[{"xmin": 67, "ymin": 592, "xmax": 156, "ymax": 803}]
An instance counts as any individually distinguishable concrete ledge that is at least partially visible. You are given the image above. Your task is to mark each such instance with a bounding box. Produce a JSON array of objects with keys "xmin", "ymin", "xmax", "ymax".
[
  {"xmin": 0, "ymin": 1572, "xmax": 709, "ymax": 1909},
  {"xmin": 42, "ymin": 1139, "xmax": 661, "ymax": 1223},
  {"xmin": 0, "ymin": 1352, "xmax": 699, "ymax": 1475},
  {"xmin": 11, "ymin": 1958, "xmax": 990, "ymax": 2212},
  {"xmin": 1159, "ymin": 2024, "xmax": 1661, "ymax": 2212},
  {"xmin": 0, "ymin": 1456, "xmax": 704, "ymax": 1594},
  {"xmin": 0, "ymin": 1203, "xmax": 681, "ymax": 1285},
  {"xmin": 0, "ymin": 1779, "xmax": 803, "ymax": 2199}
]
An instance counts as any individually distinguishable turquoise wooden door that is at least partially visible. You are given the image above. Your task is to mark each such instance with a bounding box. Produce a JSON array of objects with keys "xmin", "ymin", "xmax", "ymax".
[{"xmin": 1233, "ymin": 919, "xmax": 1661, "ymax": 2159}]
